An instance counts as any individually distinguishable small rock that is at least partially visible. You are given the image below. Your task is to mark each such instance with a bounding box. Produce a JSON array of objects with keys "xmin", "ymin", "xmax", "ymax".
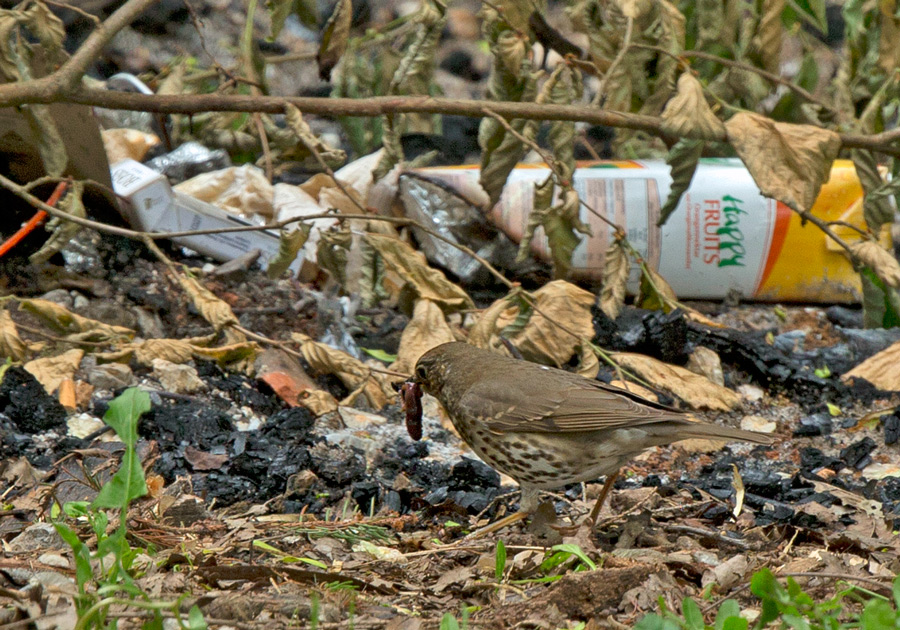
[
  {"xmin": 151, "ymin": 359, "xmax": 204, "ymax": 394},
  {"xmin": 162, "ymin": 494, "xmax": 210, "ymax": 526},
  {"xmin": 132, "ymin": 307, "xmax": 166, "ymax": 339},
  {"xmin": 212, "ymin": 249, "xmax": 261, "ymax": 281},
  {"xmin": 740, "ymin": 415, "xmax": 776, "ymax": 433},
  {"xmin": 825, "ymin": 306, "xmax": 863, "ymax": 328},
  {"xmin": 737, "ymin": 384, "xmax": 765, "ymax": 402},
  {"xmin": 67, "ymin": 413, "xmax": 105, "ymax": 439},
  {"xmin": 9, "ymin": 523, "xmax": 65, "ymax": 552},
  {"xmin": 38, "ymin": 553, "xmax": 70, "ymax": 569},
  {"xmin": 686, "ymin": 347, "xmax": 724, "ymax": 386},
  {"xmin": 794, "ymin": 413, "xmax": 832, "ymax": 437},
  {"xmin": 72, "ymin": 293, "xmax": 90, "ymax": 310},
  {"xmin": 89, "ymin": 363, "xmax": 136, "ymax": 390},
  {"xmin": 338, "ymin": 406, "xmax": 387, "ymax": 429}
]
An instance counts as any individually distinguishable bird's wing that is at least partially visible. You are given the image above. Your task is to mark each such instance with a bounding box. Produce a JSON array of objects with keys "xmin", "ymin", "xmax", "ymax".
[{"xmin": 457, "ymin": 371, "xmax": 685, "ymax": 434}]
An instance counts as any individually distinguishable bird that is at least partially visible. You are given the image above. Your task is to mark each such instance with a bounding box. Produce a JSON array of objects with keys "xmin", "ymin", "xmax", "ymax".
[{"xmin": 413, "ymin": 341, "xmax": 775, "ymax": 536}]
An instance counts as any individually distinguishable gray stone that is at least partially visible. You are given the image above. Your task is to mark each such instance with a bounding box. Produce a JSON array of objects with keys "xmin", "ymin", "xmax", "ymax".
[
  {"xmin": 9, "ymin": 523, "xmax": 65, "ymax": 552},
  {"xmin": 89, "ymin": 363, "xmax": 136, "ymax": 390}
]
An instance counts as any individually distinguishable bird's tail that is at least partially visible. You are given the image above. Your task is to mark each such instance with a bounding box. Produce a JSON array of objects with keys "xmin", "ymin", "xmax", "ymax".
[{"xmin": 649, "ymin": 417, "xmax": 775, "ymax": 445}]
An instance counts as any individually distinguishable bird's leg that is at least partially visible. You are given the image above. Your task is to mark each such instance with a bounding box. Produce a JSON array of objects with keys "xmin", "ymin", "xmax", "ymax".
[
  {"xmin": 551, "ymin": 470, "xmax": 619, "ymax": 535},
  {"xmin": 583, "ymin": 470, "xmax": 619, "ymax": 528}
]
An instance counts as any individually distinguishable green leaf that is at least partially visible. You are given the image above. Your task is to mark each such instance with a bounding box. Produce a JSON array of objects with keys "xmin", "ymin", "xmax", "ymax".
[
  {"xmin": 53, "ymin": 523, "xmax": 93, "ymax": 591},
  {"xmin": 550, "ymin": 544, "xmax": 597, "ymax": 570},
  {"xmin": 721, "ymin": 617, "xmax": 748, "ymax": 630},
  {"xmin": 495, "ymin": 539, "xmax": 507, "ymax": 581},
  {"xmin": 360, "ymin": 347, "xmax": 398, "ymax": 363},
  {"xmin": 714, "ymin": 600, "xmax": 742, "ymax": 630},
  {"xmin": 440, "ymin": 613, "xmax": 460, "ymax": 630},
  {"xmin": 659, "ymin": 139, "xmax": 703, "ymax": 227},
  {"xmin": 635, "ymin": 613, "xmax": 680, "ymax": 630},
  {"xmin": 682, "ymin": 598, "xmax": 704, "ymax": 630},
  {"xmin": 781, "ymin": 613, "xmax": 811, "ymax": 630},
  {"xmin": 861, "ymin": 600, "xmax": 897, "ymax": 630},
  {"xmin": 851, "ymin": 149, "xmax": 894, "ymax": 232},
  {"xmin": 91, "ymin": 388, "xmax": 151, "ymax": 510},
  {"xmin": 266, "ymin": 0, "xmax": 293, "ymax": 40},
  {"xmin": 861, "ymin": 268, "xmax": 900, "ymax": 329},
  {"xmin": 187, "ymin": 605, "xmax": 208, "ymax": 630}
]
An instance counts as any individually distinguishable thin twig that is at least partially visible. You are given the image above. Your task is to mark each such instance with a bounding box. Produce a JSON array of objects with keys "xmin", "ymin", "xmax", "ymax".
[
  {"xmin": 43, "ymin": 0, "xmax": 101, "ymax": 24},
  {"xmin": 253, "ymin": 113, "xmax": 274, "ymax": 181}
]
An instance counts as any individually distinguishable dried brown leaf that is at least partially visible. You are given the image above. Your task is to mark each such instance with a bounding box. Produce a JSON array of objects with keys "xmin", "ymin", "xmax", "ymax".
[
  {"xmin": 752, "ymin": 0, "xmax": 784, "ymax": 73},
  {"xmin": 24, "ymin": 348, "xmax": 84, "ymax": 395},
  {"xmin": 0, "ymin": 309, "xmax": 26, "ymax": 362},
  {"xmin": 661, "ymin": 73, "xmax": 725, "ymax": 140},
  {"xmin": 176, "ymin": 275, "xmax": 241, "ymax": 332},
  {"xmin": 599, "ymin": 239, "xmax": 629, "ymax": 319},
  {"xmin": 494, "ymin": 280, "xmax": 594, "ymax": 367},
  {"xmin": 292, "ymin": 333, "xmax": 392, "ymax": 409},
  {"xmin": 392, "ymin": 299, "xmax": 457, "ymax": 376},
  {"xmin": 843, "ymin": 341, "xmax": 900, "ymax": 390},
  {"xmin": 725, "ymin": 112, "xmax": 841, "ymax": 212},
  {"xmin": 851, "ymin": 240, "xmax": 900, "ymax": 289},
  {"xmin": 363, "ymin": 233, "xmax": 474, "ymax": 313},
  {"xmin": 18, "ymin": 299, "xmax": 134, "ymax": 342},
  {"xmin": 299, "ymin": 389, "xmax": 340, "ymax": 416},
  {"xmin": 317, "ymin": 0, "xmax": 352, "ymax": 80},
  {"xmin": 611, "ymin": 352, "xmax": 741, "ymax": 410}
]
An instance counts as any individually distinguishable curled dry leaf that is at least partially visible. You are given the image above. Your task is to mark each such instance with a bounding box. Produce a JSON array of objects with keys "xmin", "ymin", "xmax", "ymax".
[
  {"xmin": 299, "ymin": 389, "xmax": 340, "ymax": 417},
  {"xmin": 472, "ymin": 280, "xmax": 595, "ymax": 368},
  {"xmin": 599, "ymin": 239, "xmax": 629, "ymax": 320},
  {"xmin": 0, "ymin": 309, "xmax": 26, "ymax": 362},
  {"xmin": 283, "ymin": 104, "xmax": 346, "ymax": 168},
  {"xmin": 639, "ymin": 266, "xmax": 678, "ymax": 312},
  {"xmin": 576, "ymin": 343, "xmax": 600, "ymax": 379},
  {"xmin": 843, "ymin": 340, "xmax": 900, "ymax": 391},
  {"xmin": 24, "ymin": 348, "xmax": 84, "ymax": 395},
  {"xmin": 134, "ymin": 339, "xmax": 196, "ymax": 365},
  {"xmin": 659, "ymin": 138, "xmax": 703, "ymax": 227},
  {"xmin": 611, "ymin": 352, "xmax": 741, "ymax": 410},
  {"xmin": 176, "ymin": 275, "xmax": 241, "ymax": 332},
  {"xmin": 752, "ymin": 0, "xmax": 784, "ymax": 74},
  {"xmin": 292, "ymin": 333, "xmax": 393, "ymax": 409},
  {"xmin": 661, "ymin": 73, "xmax": 726, "ymax": 140},
  {"xmin": 267, "ymin": 224, "xmax": 311, "ymax": 279},
  {"xmin": 725, "ymin": 112, "xmax": 841, "ymax": 212},
  {"xmin": 316, "ymin": 0, "xmax": 352, "ymax": 80},
  {"xmin": 392, "ymin": 299, "xmax": 457, "ymax": 376},
  {"xmin": 363, "ymin": 233, "xmax": 474, "ymax": 313},
  {"xmin": 18, "ymin": 299, "xmax": 134, "ymax": 342},
  {"xmin": 193, "ymin": 341, "xmax": 259, "ymax": 366},
  {"xmin": 850, "ymin": 240, "xmax": 900, "ymax": 289},
  {"xmin": 303, "ymin": 173, "xmax": 365, "ymax": 215}
]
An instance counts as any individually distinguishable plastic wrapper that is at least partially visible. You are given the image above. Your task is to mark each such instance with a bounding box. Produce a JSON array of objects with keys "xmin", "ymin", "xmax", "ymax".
[
  {"xmin": 397, "ymin": 173, "xmax": 546, "ymax": 285},
  {"xmin": 146, "ymin": 141, "xmax": 232, "ymax": 183}
]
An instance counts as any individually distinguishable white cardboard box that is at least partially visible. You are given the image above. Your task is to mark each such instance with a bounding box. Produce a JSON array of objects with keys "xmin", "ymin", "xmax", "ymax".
[{"xmin": 111, "ymin": 159, "xmax": 301, "ymax": 272}]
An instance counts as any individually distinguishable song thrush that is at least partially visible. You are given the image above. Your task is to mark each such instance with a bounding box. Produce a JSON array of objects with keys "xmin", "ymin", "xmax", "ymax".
[{"xmin": 412, "ymin": 342, "xmax": 774, "ymax": 535}]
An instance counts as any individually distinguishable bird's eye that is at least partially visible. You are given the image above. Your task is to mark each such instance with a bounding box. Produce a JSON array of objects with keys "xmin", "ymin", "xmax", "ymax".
[{"xmin": 415, "ymin": 365, "xmax": 427, "ymax": 381}]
